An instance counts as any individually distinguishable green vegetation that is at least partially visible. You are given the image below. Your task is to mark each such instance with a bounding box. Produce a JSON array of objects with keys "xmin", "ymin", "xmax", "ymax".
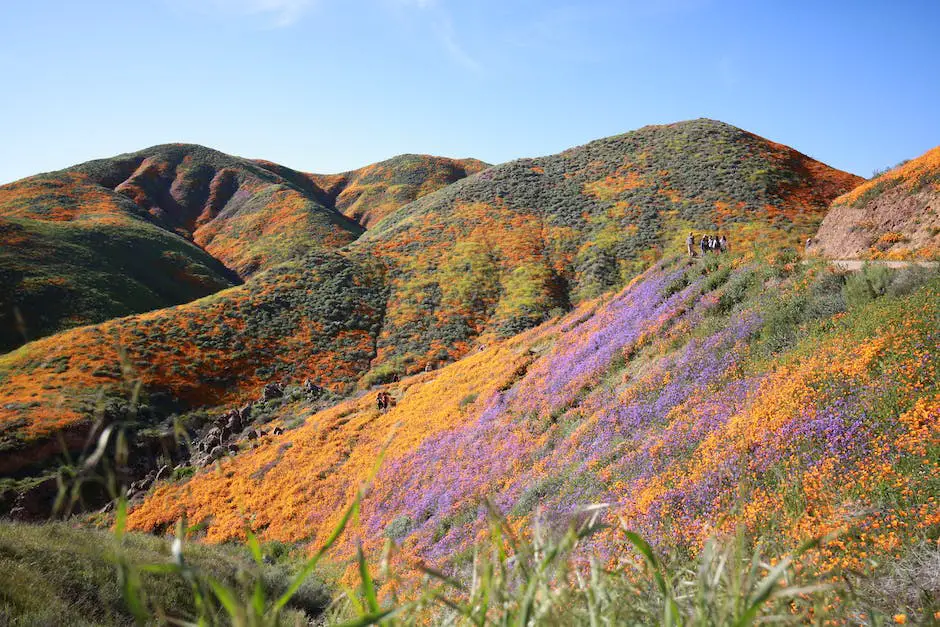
[
  {"xmin": 0, "ymin": 142, "xmax": 368, "ymax": 353},
  {"xmin": 0, "ymin": 521, "xmax": 327, "ymax": 626},
  {"xmin": 0, "ymin": 214, "xmax": 239, "ymax": 353},
  {"xmin": 10, "ymin": 497, "xmax": 922, "ymax": 625}
]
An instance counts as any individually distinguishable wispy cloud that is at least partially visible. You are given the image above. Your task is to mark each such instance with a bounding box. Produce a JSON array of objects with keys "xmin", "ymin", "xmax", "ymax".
[
  {"xmin": 180, "ymin": 0, "xmax": 482, "ymax": 70},
  {"xmin": 392, "ymin": 0, "xmax": 436, "ymax": 7},
  {"xmin": 388, "ymin": 0, "xmax": 482, "ymax": 73},
  {"xmin": 184, "ymin": 0, "xmax": 318, "ymax": 27},
  {"xmin": 432, "ymin": 15, "xmax": 483, "ymax": 74}
]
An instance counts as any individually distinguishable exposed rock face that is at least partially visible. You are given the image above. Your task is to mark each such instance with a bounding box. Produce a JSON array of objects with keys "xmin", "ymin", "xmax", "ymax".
[
  {"xmin": 262, "ymin": 383, "xmax": 284, "ymax": 401},
  {"xmin": 7, "ymin": 478, "xmax": 58, "ymax": 521},
  {"xmin": 812, "ymin": 188, "xmax": 939, "ymax": 259},
  {"xmin": 813, "ymin": 146, "xmax": 940, "ymax": 260}
]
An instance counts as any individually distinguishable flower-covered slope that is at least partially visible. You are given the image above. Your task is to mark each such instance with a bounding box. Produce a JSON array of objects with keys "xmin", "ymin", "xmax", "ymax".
[
  {"xmin": 352, "ymin": 119, "xmax": 862, "ymax": 376},
  {"xmin": 0, "ymin": 251, "xmax": 386, "ymax": 476},
  {"xmin": 129, "ymin": 253, "xmax": 938, "ymax": 588},
  {"xmin": 813, "ymin": 145, "xmax": 940, "ymax": 260}
]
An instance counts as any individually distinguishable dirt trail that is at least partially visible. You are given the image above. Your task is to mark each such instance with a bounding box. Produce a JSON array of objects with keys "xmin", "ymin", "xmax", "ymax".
[{"xmin": 824, "ymin": 259, "xmax": 939, "ymax": 271}]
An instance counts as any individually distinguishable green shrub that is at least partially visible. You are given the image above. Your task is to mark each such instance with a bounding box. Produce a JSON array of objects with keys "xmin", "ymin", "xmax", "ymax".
[
  {"xmin": 703, "ymin": 265, "xmax": 732, "ymax": 293},
  {"xmin": 171, "ymin": 466, "xmax": 195, "ymax": 482},
  {"xmin": 458, "ymin": 393, "xmax": 479, "ymax": 409},
  {"xmin": 360, "ymin": 360, "xmax": 405, "ymax": 388},
  {"xmin": 511, "ymin": 475, "xmax": 565, "ymax": 517},
  {"xmin": 885, "ymin": 265, "xmax": 939, "ymax": 298},
  {"xmin": 843, "ymin": 264, "xmax": 891, "ymax": 310},
  {"xmin": 661, "ymin": 272, "xmax": 691, "ymax": 299},
  {"xmin": 714, "ymin": 270, "xmax": 754, "ymax": 315},
  {"xmin": 384, "ymin": 516, "xmax": 414, "ymax": 540}
]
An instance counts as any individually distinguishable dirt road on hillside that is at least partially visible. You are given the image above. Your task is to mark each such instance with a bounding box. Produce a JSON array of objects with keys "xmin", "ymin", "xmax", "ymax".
[{"xmin": 825, "ymin": 259, "xmax": 939, "ymax": 271}]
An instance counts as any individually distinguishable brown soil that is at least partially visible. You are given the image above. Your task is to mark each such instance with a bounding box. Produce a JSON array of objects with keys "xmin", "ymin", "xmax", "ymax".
[{"xmin": 811, "ymin": 187, "xmax": 939, "ymax": 260}]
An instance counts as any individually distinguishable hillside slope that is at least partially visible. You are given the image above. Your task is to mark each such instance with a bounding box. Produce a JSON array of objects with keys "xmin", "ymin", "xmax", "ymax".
[
  {"xmin": 0, "ymin": 120, "xmax": 861, "ymax": 493},
  {"xmin": 0, "ymin": 170, "xmax": 241, "ymax": 353},
  {"xmin": 71, "ymin": 144, "xmax": 366, "ymax": 276},
  {"xmin": 0, "ymin": 250, "xmax": 386, "ymax": 478},
  {"xmin": 812, "ymin": 145, "xmax": 940, "ymax": 260},
  {"xmin": 128, "ymin": 252, "xmax": 939, "ymax": 618},
  {"xmin": 353, "ymin": 119, "xmax": 862, "ymax": 374}
]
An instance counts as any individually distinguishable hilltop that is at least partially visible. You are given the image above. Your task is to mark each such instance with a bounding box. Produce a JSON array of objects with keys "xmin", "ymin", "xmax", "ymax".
[
  {"xmin": 353, "ymin": 119, "xmax": 862, "ymax": 375},
  {"xmin": 812, "ymin": 145, "xmax": 940, "ymax": 260}
]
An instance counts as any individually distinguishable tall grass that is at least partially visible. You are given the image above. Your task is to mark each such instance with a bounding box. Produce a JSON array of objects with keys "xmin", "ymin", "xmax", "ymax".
[{"xmin": 99, "ymin": 487, "xmax": 920, "ymax": 626}]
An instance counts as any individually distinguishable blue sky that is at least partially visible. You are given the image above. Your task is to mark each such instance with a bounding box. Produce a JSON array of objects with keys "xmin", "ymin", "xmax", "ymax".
[{"xmin": 1, "ymin": 0, "xmax": 938, "ymax": 184}]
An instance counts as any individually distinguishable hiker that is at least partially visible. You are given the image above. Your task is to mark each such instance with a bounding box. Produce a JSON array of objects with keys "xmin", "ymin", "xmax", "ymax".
[
  {"xmin": 709, "ymin": 236, "xmax": 718, "ymax": 253},
  {"xmin": 376, "ymin": 392, "xmax": 386, "ymax": 412},
  {"xmin": 719, "ymin": 235, "xmax": 728, "ymax": 252},
  {"xmin": 686, "ymin": 232, "xmax": 695, "ymax": 257},
  {"xmin": 700, "ymin": 234, "xmax": 708, "ymax": 256}
]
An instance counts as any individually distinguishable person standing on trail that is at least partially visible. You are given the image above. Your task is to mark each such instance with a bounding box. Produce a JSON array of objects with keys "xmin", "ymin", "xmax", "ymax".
[
  {"xmin": 686, "ymin": 232, "xmax": 695, "ymax": 257},
  {"xmin": 376, "ymin": 392, "xmax": 386, "ymax": 412},
  {"xmin": 700, "ymin": 234, "xmax": 708, "ymax": 256},
  {"xmin": 719, "ymin": 235, "xmax": 728, "ymax": 252}
]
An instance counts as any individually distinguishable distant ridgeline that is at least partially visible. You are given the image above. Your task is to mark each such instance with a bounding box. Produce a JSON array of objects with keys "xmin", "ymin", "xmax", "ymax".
[
  {"xmin": 0, "ymin": 119, "xmax": 864, "ymax": 498},
  {"xmin": 0, "ymin": 145, "xmax": 485, "ymax": 353}
]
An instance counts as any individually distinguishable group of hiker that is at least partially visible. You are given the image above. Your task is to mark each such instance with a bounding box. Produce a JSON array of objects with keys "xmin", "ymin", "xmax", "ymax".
[
  {"xmin": 686, "ymin": 232, "xmax": 728, "ymax": 257},
  {"xmin": 376, "ymin": 391, "xmax": 393, "ymax": 412}
]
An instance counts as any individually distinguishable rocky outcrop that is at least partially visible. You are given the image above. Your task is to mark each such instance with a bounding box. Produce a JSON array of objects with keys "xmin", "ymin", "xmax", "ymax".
[
  {"xmin": 813, "ymin": 146, "xmax": 940, "ymax": 260},
  {"xmin": 812, "ymin": 187, "xmax": 938, "ymax": 259}
]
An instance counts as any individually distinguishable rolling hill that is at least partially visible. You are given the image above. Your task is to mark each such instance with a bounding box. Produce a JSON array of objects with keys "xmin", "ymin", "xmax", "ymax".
[
  {"xmin": 812, "ymin": 145, "xmax": 940, "ymax": 260},
  {"xmin": 353, "ymin": 119, "xmax": 862, "ymax": 375},
  {"xmin": 307, "ymin": 154, "xmax": 489, "ymax": 228},
  {"xmin": 0, "ymin": 120, "xmax": 862, "ymax": 508},
  {"xmin": 0, "ymin": 144, "xmax": 362, "ymax": 353},
  {"xmin": 0, "ymin": 250, "xmax": 386, "ymax": 479},
  {"xmin": 0, "ymin": 146, "xmax": 486, "ymax": 354},
  {"xmin": 0, "ymin": 166, "xmax": 241, "ymax": 354}
]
